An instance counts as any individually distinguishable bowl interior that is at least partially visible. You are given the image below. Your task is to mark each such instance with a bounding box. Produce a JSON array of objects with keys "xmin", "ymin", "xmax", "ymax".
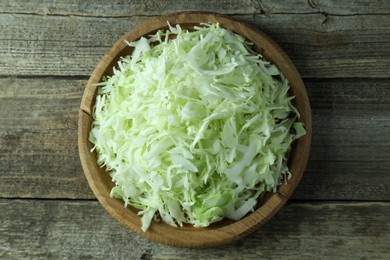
[{"xmin": 78, "ymin": 12, "xmax": 312, "ymax": 248}]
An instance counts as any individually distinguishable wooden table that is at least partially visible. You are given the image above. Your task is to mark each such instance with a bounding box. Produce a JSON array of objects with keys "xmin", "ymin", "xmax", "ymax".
[{"xmin": 1, "ymin": 1, "xmax": 389, "ymax": 259}]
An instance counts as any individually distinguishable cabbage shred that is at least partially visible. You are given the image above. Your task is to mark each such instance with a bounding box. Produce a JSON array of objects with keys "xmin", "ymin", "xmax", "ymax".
[{"xmin": 89, "ymin": 23, "xmax": 305, "ymax": 231}]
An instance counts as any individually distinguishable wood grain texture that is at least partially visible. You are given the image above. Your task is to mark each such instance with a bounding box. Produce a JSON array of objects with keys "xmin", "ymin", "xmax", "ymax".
[
  {"xmin": 0, "ymin": 77, "xmax": 93, "ymax": 199},
  {"xmin": 1, "ymin": 199, "xmax": 389, "ymax": 259},
  {"xmin": 1, "ymin": 0, "xmax": 389, "ymax": 255},
  {"xmin": 1, "ymin": 0, "xmax": 389, "ymax": 16},
  {"xmin": 0, "ymin": 1, "xmax": 389, "ymax": 77},
  {"xmin": 1, "ymin": 77, "xmax": 389, "ymax": 200}
]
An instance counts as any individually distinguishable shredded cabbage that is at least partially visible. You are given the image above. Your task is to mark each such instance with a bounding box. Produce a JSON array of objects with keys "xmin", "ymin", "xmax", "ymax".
[{"xmin": 89, "ymin": 23, "xmax": 305, "ymax": 231}]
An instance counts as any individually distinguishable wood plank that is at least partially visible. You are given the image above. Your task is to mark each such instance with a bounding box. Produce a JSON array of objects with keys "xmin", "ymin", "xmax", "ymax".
[
  {"xmin": 294, "ymin": 78, "xmax": 390, "ymax": 200},
  {"xmin": 0, "ymin": 199, "xmax": 389, "ymax": 259},
  {"xmin": 0, "ymin": 0, "xmax": 257, "ymax": 16},
  {"xmin": 1, "ymin": 77, "xmax": 390, "ymax": 200},
  {"xmin": 0, "ymin": 77, "xmax": 93, "ymax": 199},
  {"xmin": 0, "ymin": 3, "xmax": 389, "ymax": 77},
  {"xmin": 1, "ymin": 0, "xmax": 389, "ymax": 16},
  {"xmin": 294, "ymin": 160, "xmax": 390, "ymax": 200},
  {"xmin": 309, "ymin": 79, "xmax": 390, "ymax": 162}
]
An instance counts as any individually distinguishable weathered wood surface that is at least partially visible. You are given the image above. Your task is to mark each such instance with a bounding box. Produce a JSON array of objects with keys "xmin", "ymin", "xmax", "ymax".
[
  {"xmin": 1, "ymin": 77, "xmax": 389, "ymax": 200},
  {"xmin": 1, "ymin": 200, "xmax": 389, "ymax": 259},
  {"xmin": 0, "ymin": 1, "xmax": 389, "ymax": 77},
  {"xmin": 1, "ymin": 0, "xmax": 390, "ymax": 257},
  {"xmin": 2, "ymin": 0, "xmax": 389, "ymax": 16}
]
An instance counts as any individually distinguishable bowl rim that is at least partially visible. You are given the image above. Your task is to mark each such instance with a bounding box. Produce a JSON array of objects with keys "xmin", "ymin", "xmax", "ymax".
[{"xmin": 78, "ymin": 11, "xmax": 312, "ymax": 248}]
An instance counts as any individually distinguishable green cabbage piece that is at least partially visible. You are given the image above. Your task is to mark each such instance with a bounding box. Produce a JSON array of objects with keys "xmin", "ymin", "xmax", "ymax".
[{"xmin": 89, "ymin": 23, "xmax": 306, "ymax": 231}]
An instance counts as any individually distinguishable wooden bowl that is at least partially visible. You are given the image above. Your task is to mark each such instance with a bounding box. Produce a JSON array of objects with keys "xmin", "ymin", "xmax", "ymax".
[{"xmin": 78, "ymin": 12, "xmax": 312, "ymax": 248}]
